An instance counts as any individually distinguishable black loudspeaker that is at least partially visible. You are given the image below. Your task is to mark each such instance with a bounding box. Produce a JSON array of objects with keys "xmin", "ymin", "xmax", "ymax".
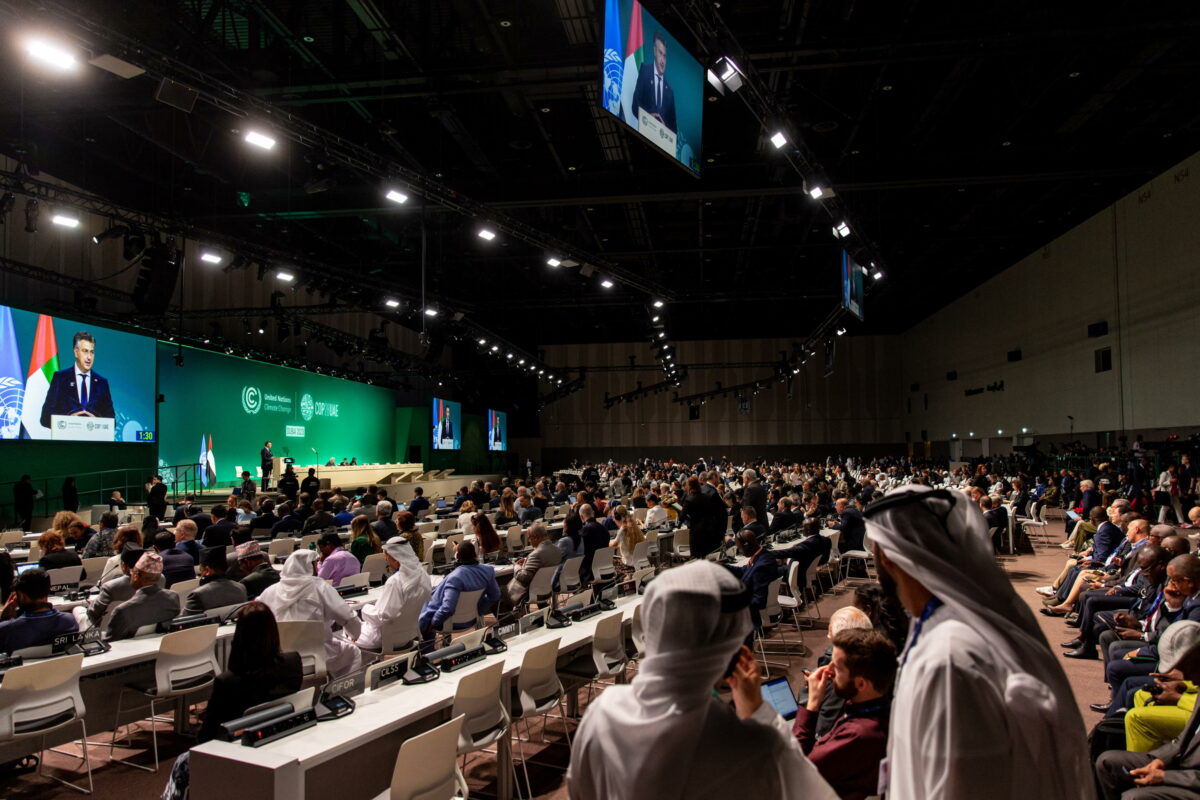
[
  {"xmin": 688, "ymin": 405, "xmax": 701, "ymax": 421},
  {"xmin": 407, "ymin": 445, "xmax": 422, "ymax": 462},
  {"xmin": 946, "ymin": 370, "xmax": 958, "ymax": 381},
  {"xmin": 132, "ymin": 242, "xmax": 181, "ymax": 313},
  {"xmin": 1087, "ymin": 321, "xmax": 1109, "ymax": 338},
  {"xmin": 1007, "ymin": 349, "xmax": 1022, "ymax": 362}
]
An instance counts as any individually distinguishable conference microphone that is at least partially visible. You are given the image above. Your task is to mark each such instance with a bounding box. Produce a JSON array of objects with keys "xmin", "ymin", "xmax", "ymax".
[
  {"xmin": 425, "ymin": 643, "xmax": 466, "ymax": 663},
  {"xmin": 558, "ymin": 602, "xmax": 583, "ymax": 615}
]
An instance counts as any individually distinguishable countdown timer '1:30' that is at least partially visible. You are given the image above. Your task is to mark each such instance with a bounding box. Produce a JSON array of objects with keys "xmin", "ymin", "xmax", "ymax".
[{"xmin": 135, "ymin": 430, "xmax": 157, "ymax": 442}]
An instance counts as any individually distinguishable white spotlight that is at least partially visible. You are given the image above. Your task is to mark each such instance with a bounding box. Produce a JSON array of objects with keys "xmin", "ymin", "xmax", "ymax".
[
  {"xmin": 600, "ymin": 279, "xmax": 614, "ymax": 288},
  {"xmin": 836, "ymin": 327, "xmax": 846, "ymax": 336},
  {"xmin": 477, "ymin": 228, "xmax": 496, "ymax": 241},
  {"xmin": 385, "ymin": 299, "xmax": 400, "ymax": 308},
  {"xmin": 546, "ymin": 257, "xmax": 561, "ymax": 267},
  {"xmin": 50, "ymin": 214, "xmax": 79, "ymax": 228},
  {"xmin": 832, "ymin": 221, "xmax": 851, "ymax": 239},
  {"xmin": 25, "ymin": 39, "xmax": 76, "ymax": 70},
  {"xmin": 873, "ymin": 270, "xmax": 883, "ymax": 280},
  {"xmin": 244, "ymin": 130, "xmax": 277, "ymax": 150},
  {"xmin": 808, "ymin": 185, "xmax": 826, "ymax": 199},
  {"xmin": 385, "ymin": 189, "xmax": 408, "ymax": 204},
  {"xmin": 477, "ymin": 338, "xmax": 487, "ymax": 345},
  {"xmin": 491, "ymin": 345, "xmax": 499, "ymax": 352},
  {"xmin": 423, "ymin": 308, "xmax": 438, "ymax": 317},
  {"xmin": 199, "ymin": 251, "xmax": 222, "ymax": 264},
  {"xmin": 769, "ymin": 131, "xmax": 788, "ymax": 149},
  {"xmin": 276, "ymin": 271, "xmax": 295, "ymax": 282},
  {"xmin": 652, "ymin": 299, "xmax": 664, "ymax": 308}
]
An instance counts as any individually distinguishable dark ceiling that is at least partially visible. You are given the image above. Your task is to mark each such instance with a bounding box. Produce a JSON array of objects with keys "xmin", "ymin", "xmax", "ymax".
[{"xmin": 2, "ymin": 0, "xmax": 1200, "ymax": 358}]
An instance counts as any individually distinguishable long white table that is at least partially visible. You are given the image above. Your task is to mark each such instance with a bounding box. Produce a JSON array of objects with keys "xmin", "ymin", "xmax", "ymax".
[{"xmin": 190, "ymin": 593, "xmax": 643, "ymax": 800}]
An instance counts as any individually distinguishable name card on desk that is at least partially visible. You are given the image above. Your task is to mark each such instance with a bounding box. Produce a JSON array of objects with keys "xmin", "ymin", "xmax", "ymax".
[
  {"xmin": 52, "ymin": 627, "xmax": 105, "ymax": 654},
  {"xmin": 368, "ymin": 654, "xmax": 409, "ymax": 691},
  {"xmin": 325, "ymin": 668, "xmax": 366, "ymax": 699}
]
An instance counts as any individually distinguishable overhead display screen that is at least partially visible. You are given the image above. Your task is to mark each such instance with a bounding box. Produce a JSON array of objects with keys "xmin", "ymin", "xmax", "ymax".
[
  {"xmin": 601, "ymin": 0, "xmax": 705, "ymax": 175},
  {"xmin": 841, "ymin": 250, "xmax": 865, "ymax": 321},
  {"xmin": 0, "ymin": 305, "xmax": 155, "ymax": 442},
  {"xmin": 432, "ymin": 397, "xmax": 461, "ymax": 451},
  {"xmin": 487, "ymin": 409, "xmax": 507, "ymax": 452}
]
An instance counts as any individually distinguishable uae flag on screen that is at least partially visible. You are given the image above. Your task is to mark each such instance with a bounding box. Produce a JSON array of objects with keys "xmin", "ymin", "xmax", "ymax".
[
  {"xmin": 21, "ymin": 315, "xmax": 58, "ymax": 440},
  {"xmin": 620, "ymin": 0, "xmax": 644, "ymax": 128}
]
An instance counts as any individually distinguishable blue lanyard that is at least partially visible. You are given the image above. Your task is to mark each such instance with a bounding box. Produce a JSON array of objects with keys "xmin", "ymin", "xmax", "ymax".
[{"xmin": 901, "ymin": 596, "xmax": 942, "ymax": 666}]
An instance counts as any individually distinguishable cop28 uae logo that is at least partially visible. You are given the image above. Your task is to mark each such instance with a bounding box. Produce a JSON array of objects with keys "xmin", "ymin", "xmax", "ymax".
[
  {"xmin": 299, "ymin": 393, "xmax": 315, "ymax": 422},
  {"xmin": 241, "ymin": 385, "xmax": 262, "ymax": 415}
]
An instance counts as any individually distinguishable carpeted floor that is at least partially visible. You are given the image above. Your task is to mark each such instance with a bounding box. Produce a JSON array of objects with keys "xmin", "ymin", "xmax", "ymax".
[{"xmin": 8, "ymin": 536, "xmax": 1108, "ymax": 799}]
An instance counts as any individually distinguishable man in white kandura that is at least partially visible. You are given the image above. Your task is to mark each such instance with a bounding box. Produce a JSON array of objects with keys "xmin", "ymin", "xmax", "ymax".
[
  {"xmin": 864, "ymin": 485, "xmax": 1092, "ymax": 799},
  {"xmin": 355, "ymin": 536, "xmax": 431, "ymax": 651},
  {"xmin": 259, "ymin": 548, "xmax": 362, "ymax": 678},
  {"xmin": 567, "ymin": 560, "xmax": 836, "ymax": 800}
]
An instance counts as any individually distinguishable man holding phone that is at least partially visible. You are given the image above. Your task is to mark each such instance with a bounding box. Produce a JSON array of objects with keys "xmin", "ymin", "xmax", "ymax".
[{"xmin": 1096, "ymin": 627, "xmax": 1200, "ymax": 798}]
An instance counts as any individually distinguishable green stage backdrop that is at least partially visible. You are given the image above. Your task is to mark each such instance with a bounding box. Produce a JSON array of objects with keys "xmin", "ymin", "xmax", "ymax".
[{"xmin": 158, "ymin": 344, "xmax": 397, "ymax": 487}]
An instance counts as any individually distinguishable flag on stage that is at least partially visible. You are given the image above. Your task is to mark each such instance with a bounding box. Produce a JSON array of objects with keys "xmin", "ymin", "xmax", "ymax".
[
  {"xmin": 205, "ymin": 434, "xmax": 217, "ymax": 487},
  {"xmin": 21, "ymin": 314, "xmax": 58, "ymax": 440},
  {"xmin": 199, "ymin": 434, "xmax": 209, "ymax": 488},
  {"xmin": 620, "ymin": 0, "xmax": 645, "ymax": 128},
  {"xmin": 602, "ymin": 0, "xmax": 624, "ymax": 114},
  {"xmin": 0, "ymin": 307, "xmax": 25, "ymax": 440}
]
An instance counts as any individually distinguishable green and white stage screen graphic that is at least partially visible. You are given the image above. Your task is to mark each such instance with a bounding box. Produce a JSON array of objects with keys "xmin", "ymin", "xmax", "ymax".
[{"xmin": 157, "ymin": 344, "xmax": 396, "ymax": 485}]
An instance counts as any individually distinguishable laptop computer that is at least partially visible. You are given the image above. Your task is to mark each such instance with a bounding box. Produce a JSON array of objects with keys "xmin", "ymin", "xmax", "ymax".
[
  {"xmin": 16, "ymin": 562, "xmax": 40, "ymax": 576},
  {"xmin": 760, "ymin": 677, "xmax": 799, "ymax": 721},
  {"xmin": 436, "ymin": 499, "xmax": 448, "ymax": 509}
]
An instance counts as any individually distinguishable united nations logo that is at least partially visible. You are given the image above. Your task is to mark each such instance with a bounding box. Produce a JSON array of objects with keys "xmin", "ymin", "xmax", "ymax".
[
  {"xmin": 56, "ymin": 419, "xmax": 66, "ymax": 429},
  {"xmin": 300, "ymin": 393, "xmax": 314, "ymax": 422},
  {"xmin": 86, "ymin": 422, "xmax": 94, "ymax": 431},
  {"xmin": 241, "ymin": 385, "xmax": 262, "ymax": 415},
  {"xmin": 0, "ymin": 376, "xmax": 23, "ymax": 439}
]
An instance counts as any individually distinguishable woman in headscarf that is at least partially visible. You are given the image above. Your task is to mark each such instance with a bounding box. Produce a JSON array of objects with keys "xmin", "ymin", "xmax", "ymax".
[
  {"xmin": 258, "ymin": 548, "xmax": 362, "ymax": 678},
  {"xmin": 863, "ymin": 485, "xmax": 1091, "ymax": 800},
  {"xmin": 568, "ymin": 560, "xmax": 835, "ymax": 800},
  {"xmin": 356, "ymin": 537, "xmax": 431, "ymax": 651}
]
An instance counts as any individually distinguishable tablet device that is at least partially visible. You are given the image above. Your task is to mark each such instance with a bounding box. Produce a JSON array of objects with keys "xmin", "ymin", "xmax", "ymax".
[
  {"xmin": 761, "ymin": 677, "xmax": 799, "ymax": 721},
  {"xmin": 1066, "ymin": 510, "xmax": 1081, "ymax": 522}
]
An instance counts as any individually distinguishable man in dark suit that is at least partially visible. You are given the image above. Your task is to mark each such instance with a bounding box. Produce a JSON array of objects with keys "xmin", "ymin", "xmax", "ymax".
[
  {"xmin": 726, "ymin": 528, "xmax": 781, "ymax": 631},
  {"xmin": 202, "ymin": 505, "xmax": 237, "ymax": 548},
  {"xmin": 773, "ymin": 520, "xmax": 834, "ymax": 591},
  {"xmin": 300, "ymin": 468, "xmax": 321, "ymax": 498},
  {"xmin": 260, "ymin": 441, "xmax": 273, "ymax": 492},
  {"xmin": 829, "ymin": 497, "xmax": 866, "ymax": 553},
  {"xmin": 768, "ymin": 497, "xmax": 804, "ymax": 536},
  {"xmin": 147, "ymin": 474, "xmax": 168, "ymax": 520},
  {"xmin": 302, "ymin": 499, "xmax": 336, "ymax": 533},
  {"xmin": 39, "ymin": 331, "xmax": 116, "ymax": 427},
  {"xmin": 741, "ymin": 470, "xmax": 768, "ymax": 532},
  {"xmin": 631, "ymin": 31, "xmax": 677, "ymax": 132},
  {"xmin": 578, "ymin": 504, "xmax": 610, "ymax": 582},
  {"xmin": 407, "ymin": 487, "xmax": 430, "ymax": 516},
  {"xmin": 980, "ymin": 496, "xmax": 1009, "ymax": 553},
  {"xmin": 739, "ymin": 506, "xmax": 768, "ymax": 544}
]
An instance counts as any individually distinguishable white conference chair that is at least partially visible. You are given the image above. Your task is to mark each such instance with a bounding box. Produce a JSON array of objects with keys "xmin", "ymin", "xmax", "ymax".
[
  {"xmin": 278, "ymin": 619, "xmax": 328, "ymax": 690},
  {"xmin": 672, "ymin": 528, "xmax": 692, "ymax": 560},
  {"xmin": 170, "ymin": 577, "xmax": 201, "ymax": 597},
  {"xmin": 816, "ymin": 531, "xmax": 842, "ymax": 593},
  {"xmin": 299, "ymin": 534, "xmax": 321, "ymax": 550},
  {"xmin": 46, "ymin": 566, "xmax": 83, "ymax": 587},
  {"xmin": 511, "ymin": 637, "xmax": 571, "ymax": 794},
  {"xmin": 524, "ymin": 566, "xmax": 557, "ymax": 612},
  {"xmin": 452, "ymin": 662, "xmax": 521, "ymax": 796},
  {"xmin": 589, "ymin": 546, "xmax": 616, "ymax": 584},
  {"xmin": 557, "ymin": 556, "xmax": 584, "ymax": 598},
  {"xmin": 363, "ymin": 553, "xmax": 389, "ymax": 585},
  {"xmin": 439, "ymin": 587, "xmax": 485, "ymax": 646},
  {"xmin": 371, "ymin": 714, "xmax": 467, "ymax": 800},
  {"xmin": 268, "ymin": 538, "xmax": 296, "ymax": 560},
  {"xmin": 110, "ymin": 626, "xmax": 219, "ymax": 772},
  {"xmin": 628, "ymin": 540, "xmax": 651, "ymax": 571},
  {"xmin": 340, "ymin": 572, "xmax": 370, "ymax": 589},
  {"xmin": 80, "ymin": 557, "xmax": 110, "ymax": 588},
  {"xmin": 0, "ymin": 653, "xmax": 93, "ymax": 794},
  {"xmin": 559, "ymin": 612, "xmax": 628, "ymax": 706}
]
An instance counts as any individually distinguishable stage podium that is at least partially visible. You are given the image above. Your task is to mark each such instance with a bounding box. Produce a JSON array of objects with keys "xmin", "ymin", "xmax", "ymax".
[
  {"xmin": 49, "ymin": 414, "xmax": 116, "ymax": 441},
  {"xmin": 638, "ymin": 109, "xmax": 677, "ymax": 157}
]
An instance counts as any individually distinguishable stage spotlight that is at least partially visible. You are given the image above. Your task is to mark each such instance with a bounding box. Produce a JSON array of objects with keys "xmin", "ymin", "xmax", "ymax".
[
  {"xmin": 808, "ymin": 185, "xmax": 826, "ymax": 199},
  {"xmin": 652, "ymin": 299, "xmax": 664, "ymax": 308},
  {"xmin": 477, "ymin": 338, "xmax": 487, "ymax": 345},
  {"xmin": 276, "ymin": 270, "xmax": 295, "ymax": 282},
  {"xmin": 651, "ymin": 315, "xmax": 660, "ymax": 323},
  {"xmin": 707, "ymin": 57, "xmax": 743, "ymax": 94},
  {"xmin": 24, "ymin": 39, "xmax": 77, "ymax": 71},
  {"xmin": 769, "ymin": 131, "xmax": 788, "ymax": 149},
  {"xmin": 24, "ymin": 198, "xmax": 39, "ymax": 233},
  {"xmin": 199, "ymin": 250, "xmax": 222, "ymax": 264},
  {"xmin": 244, "ymin": 130, "xmax": 276, "ymax": 150},
  {"xmin": 385, "ymin": 188, "xmax": 408, "ymax": 204},
  {"xmin": 423, "ymin": 307, "xmax": 438, "ymax": 317},
  {"xmin": 91, "ymin": 224, "xmax": 127, "ymax": 244},
  {"xmin": 518, "ymin": 358, "xmax": 525, "ymax": 365},
  {"xmin": 836, "ymin": 327, "xmax": 846, "ymax": 336},
  {"xmin": 832, "ymin": 221, "xmax": 851, "ymax": 239},
  {"xmin": 997, "ymin": 429, "xmax": 1003, "ymax": 435},
  {"xmin": 1021, "ymin": 427, "xmax": 1029, "ymax": 433},
  {"xmin": 491, "ymin": 345, "xmax": 499, "ymax": 352},
  {"xmin": 506, "ymin": 353, "xmax": 514, "ymax": 360},
  {"xmin": 600, "ymin": 278, "xmax": 614, "ymax": 289},
  {"xmin": 51, "ymin": 213, "xmax": 79, "ymax": 228},
  {"xmin": 384, "ymin": 298, "xmax": 400, "ymax": 308},
  {"xmin": 657, "ymin": 332, "xmax": 665, "ymax": 338},
  {"xmin": 873, "ymin": 269, "xmax": 883, "ymax": 280},
  {"xmin": 546, "ymin": 257, "xmax": 561, "ymax": 267},
  {"xmin": 477, "ymin": 227, "xmax": 496, "ymax": 241}
]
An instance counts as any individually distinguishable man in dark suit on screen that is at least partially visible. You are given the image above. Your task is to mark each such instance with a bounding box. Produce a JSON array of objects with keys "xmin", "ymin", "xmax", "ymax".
[
  {"xmin": 631, "ymin": 31, "xmax": 677, "ymax": 133},
  {"xmin": 39, "ymin": 331, "xmax": 116, "ymax": 427}
]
